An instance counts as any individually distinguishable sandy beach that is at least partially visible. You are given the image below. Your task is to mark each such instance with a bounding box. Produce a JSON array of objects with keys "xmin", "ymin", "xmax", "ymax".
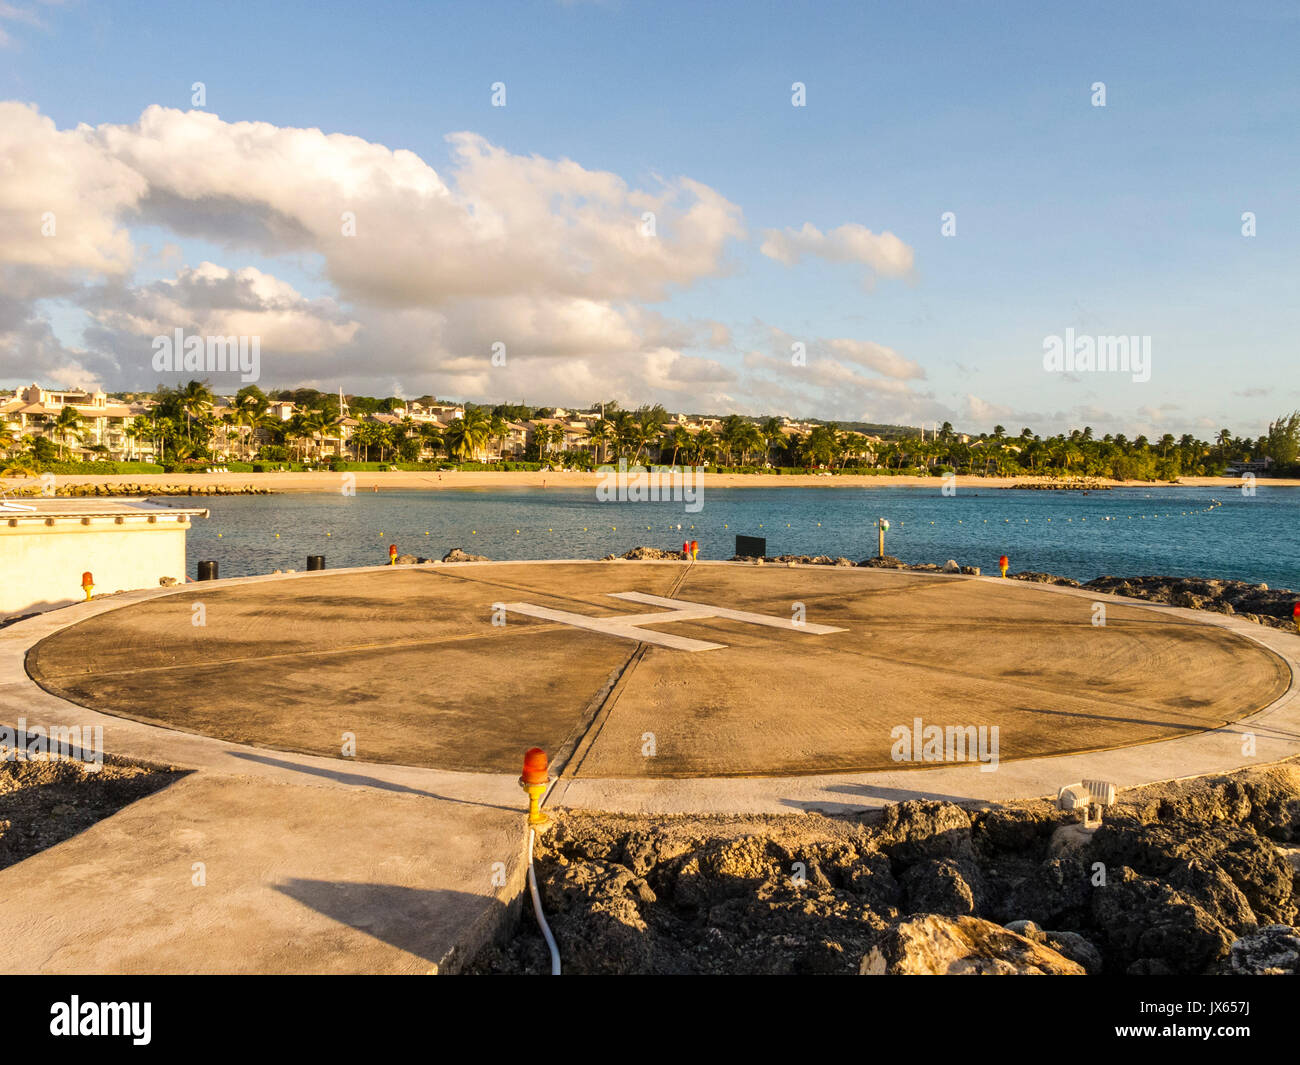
[{"xmin": 9, "ymin": 470, "xmax": 1300, "ymax": 493}]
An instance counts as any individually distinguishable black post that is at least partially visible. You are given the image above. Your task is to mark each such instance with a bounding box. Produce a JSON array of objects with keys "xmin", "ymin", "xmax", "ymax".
[
  {"xmin": 306, "ymin": 555, "xmax": 325, "ymax": 571},
  {"xmin": 197, "ymin": 560, "xmax": 218, "ymax": 581}
]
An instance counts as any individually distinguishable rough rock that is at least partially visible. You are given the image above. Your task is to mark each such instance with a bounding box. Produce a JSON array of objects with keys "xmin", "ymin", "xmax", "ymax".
[
  {"xmin": 1088, "ymin": 820, "xmax": 1295, "ymax": 926},
  {"xmin": 860, "ymin": 915, "xmax": 1085, "ymax": 975},
  {"xmin": 858, "ymin": 555, "xmax": 907, "ymax": 569},
  {"xmin": 998, "ymin": 856, "xmax": 1095, "ymax": 927},
  {"xmin": 1031, "ymin": 574, "xmax": 1300, "ymax": 630},
  {"xmin": 471, "ymin": 760, "xmax": 1300, "ymax": 976},
  {"xmin": 1048, "ymin": 822, "xmax": 1097, "ymax": 858},
  {"xmin": 878, "ymin": 800, "xmax": 974, "ymax": 865},
  {"xmin": 1218, "ymin": 925, "xmax": 1300, "ymax": 975},
  {"xmin": 1003, "ymin": 922, "xmax": 1103, "ymax": 974},
  {"xmin": 1090, "ymin": 866, "xmax": 1234, "ymax": 973},
  {"xmin": 610, "ymin": 546, "xmax": 688, "ymax": 561},
  {"xmin": 442, "ymin": 548, "xmax": 489, "ymax": 563},
  {"xmin": 972, "ymin": 806, "xmax": 1067, "ymax": 856},
  {"xmin": 1167, "ymin": 857, "xmax": 1258, "ymax": 934},
  {"xmin": 1007, "ymin": 571, "xmax": 1082, "ymax": 587},
  {"xmin": 899, "ymin": 858, "xmax": 982, "ymax": 916}
]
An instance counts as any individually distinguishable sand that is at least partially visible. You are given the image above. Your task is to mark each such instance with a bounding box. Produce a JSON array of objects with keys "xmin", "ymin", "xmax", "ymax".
[{"xmin": 9, "ymin": 470, "xmax": 1298, "ymax": 493}]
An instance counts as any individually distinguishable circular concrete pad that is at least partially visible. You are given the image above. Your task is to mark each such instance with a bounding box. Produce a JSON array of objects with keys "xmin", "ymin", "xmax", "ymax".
[{"xmin": 27, "ymin": 563, "xmax": 1291, "ymax": 777}]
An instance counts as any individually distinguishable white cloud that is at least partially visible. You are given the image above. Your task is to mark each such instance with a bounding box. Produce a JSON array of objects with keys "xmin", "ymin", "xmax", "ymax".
[
  {"xmin": 0, "ymin": 102, "xmax": 942, "ymax": 421},
  {"xmin": 0, "ymin": 102, "xmax": 145, "ymax": 279},
  {"xmin": 86, "ymin": 108, "xmax": 745, "ymax": 309},
  {"xmin": 760, "ymin": 222, "xmax": 914, "ymax": 286},
  {"xmin": 826, "ymin": 337, "xmax": 925, "ymax": 380}
]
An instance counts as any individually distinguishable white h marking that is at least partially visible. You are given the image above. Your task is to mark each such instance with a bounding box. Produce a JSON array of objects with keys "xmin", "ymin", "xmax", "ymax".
[{"xmin": 499, "ymin": 591, "xmax": 846, "ymax": 652}]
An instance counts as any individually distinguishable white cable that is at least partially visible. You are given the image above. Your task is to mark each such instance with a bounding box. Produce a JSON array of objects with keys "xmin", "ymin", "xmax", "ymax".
[{"xmin": 528, "ymin": 827, "xmax": 561, "ymax": 975}]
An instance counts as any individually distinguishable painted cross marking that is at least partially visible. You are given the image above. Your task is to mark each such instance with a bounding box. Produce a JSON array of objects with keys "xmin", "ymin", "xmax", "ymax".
[{"xmin": 499, "ymin": 591, "xmax": 846, "ymax": 652}]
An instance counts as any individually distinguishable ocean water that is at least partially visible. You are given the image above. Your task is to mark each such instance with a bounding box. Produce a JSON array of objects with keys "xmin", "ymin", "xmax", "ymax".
[{"xmin": 179, "ymin": 484, "xmax": 1299, "ymax": 590}]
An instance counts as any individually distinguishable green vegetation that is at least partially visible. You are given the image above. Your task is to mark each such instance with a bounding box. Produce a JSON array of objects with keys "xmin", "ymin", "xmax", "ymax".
[{"xmin": 5, "ymin": 379, "xmax": 1297, "ymax": 483}]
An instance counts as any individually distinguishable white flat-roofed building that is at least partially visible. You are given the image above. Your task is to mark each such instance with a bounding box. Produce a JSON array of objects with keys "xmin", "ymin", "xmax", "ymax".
[{"xmin": 0, "ymin": 497, "xmax": 209, "ymax": 618}]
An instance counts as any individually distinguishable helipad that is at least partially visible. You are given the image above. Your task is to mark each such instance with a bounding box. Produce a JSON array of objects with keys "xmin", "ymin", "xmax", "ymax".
[{"xmin": 26, "ymin": 561, "xmax": 1291, "ymax": 778}]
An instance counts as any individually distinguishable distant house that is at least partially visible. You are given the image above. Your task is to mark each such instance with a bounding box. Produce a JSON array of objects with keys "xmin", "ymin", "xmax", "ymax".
[{"xmin": 0, "ymin": 384, "xmax": 155, "ymax": 461}]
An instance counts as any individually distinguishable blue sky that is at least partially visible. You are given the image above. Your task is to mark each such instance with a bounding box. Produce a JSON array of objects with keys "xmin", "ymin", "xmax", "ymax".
[{"xmin": 1, "ymin": 0, "xmax": 1297, "ymax": 436}]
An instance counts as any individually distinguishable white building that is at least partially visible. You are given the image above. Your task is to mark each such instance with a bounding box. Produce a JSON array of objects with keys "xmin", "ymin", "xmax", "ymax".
[
  {"xmin": 0, "ymin": 497, "xmax": 209, "ymax": 618},
  {"xmin": 0, "ymin": 384, "xmax": 156, "ymax": 461}
]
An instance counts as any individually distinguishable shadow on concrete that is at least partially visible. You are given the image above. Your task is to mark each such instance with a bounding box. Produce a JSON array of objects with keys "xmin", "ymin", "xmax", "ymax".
[
  {"xmin": 0, "ymin": 752, "xmax": 188, "ymax": 873},
  {"xmin": 274, "ymin": 878, "xmax": 510, "ymax": 969},
  {"xmin": 1013, "ymin": 703, "xmax": 1215, "ymax": 731},
  {"xmin": 226, "ymin": 750, "xmax": 519, "ymax": 812},
  {"xmin": 779, "ymin": 782, "xmax": 983, "ymax": 809}
]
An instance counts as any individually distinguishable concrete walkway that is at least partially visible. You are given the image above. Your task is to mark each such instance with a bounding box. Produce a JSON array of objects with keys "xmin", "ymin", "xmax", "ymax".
[
  {"xmin": 1, "ymin": 562, "xmax": 1297, "ymax": 972},
  {"xmin": 0, "ymin": 575, "xmax": 532, "ymax": 974}
]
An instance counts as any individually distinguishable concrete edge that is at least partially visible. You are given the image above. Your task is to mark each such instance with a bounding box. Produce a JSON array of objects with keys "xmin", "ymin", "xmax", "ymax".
[{"xmin": 5, "ymin": 561, "xmax": 1298, "ymax": 819}]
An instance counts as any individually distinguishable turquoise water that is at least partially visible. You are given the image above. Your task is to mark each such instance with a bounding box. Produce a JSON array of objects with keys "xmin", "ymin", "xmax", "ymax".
[{"xmin": 180, "ymin": 485, "xmax": 1298, "ymax": 590}]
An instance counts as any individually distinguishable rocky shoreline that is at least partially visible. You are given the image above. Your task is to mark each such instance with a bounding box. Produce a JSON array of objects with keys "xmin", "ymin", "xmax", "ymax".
[
  {"xmin": 469, "ymin": 761, "xmax": 1300, "ymax": 975},
  {"xmin": 999, "ymin": 480, "xmax": 1113, "ymax": 491},
  {"xmin": 593, "ymin": 546, "xmax": 1297, "ymax": 631},
  {"xmin": 2, "ymin": 482, "xmax": 273, "ymax": 497}
]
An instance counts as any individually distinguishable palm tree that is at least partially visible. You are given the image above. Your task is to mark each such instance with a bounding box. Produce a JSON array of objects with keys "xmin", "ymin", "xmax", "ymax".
[
  {"xmin": 418, "ymin": 422, "xmax": 444, "ymax": 460},
  {"xmin": 612, "ymin": 411, "xmax": 637, "ymax": 459},
  {"xmin": 305, "ymin": 407, "xmax": 344, "ymax": 461},
  {"xmin": 719, "ymin": 414, "xmax": 747, "ymax": 465},
  {"xmin": 800, "ymin": 424, "xmax": 841, "ymax": 467},
  {"xmin": 218, "ymin": 411, "xmax": 239, "ymax": 459},
  {"xmin": 52, "ymin": 406, "xmax": 82, "ymax": 460},
  {"xmin": 736, "ymin": 423, "xmax": 764, "ymax": 466},
  {"xmin": 588, "ymin": 419, "xmax": 612, "ymax": 464},
  {"xmin": 761, "ymin": 417, "xmax": 786, "ymax": 467},
  {"xmin": 691, "ymin": 428, "xmax": 717, "ymax": 466},
  {"xmin": 284, "ymin": 412, "xmax": 311, "ymax": 462},
  {"xmin": 488, "ymin": 413, "xmax": 509, "ymax": 461},
  {"xmin": 629, "ymin": 421, "xmax": 658, "ymax": 466},
  {"xmin": 444, "ymin": 408, "xmax": 493, "ymax": 461},
  {"xmin": 234, "ymin": 390, "xmax": 270, "ymax": 460},
  {"xmin": 179, "ymin": 380, "xmax": 215, "ymax": 441},
  {"xmin": 665, "ymin": 425, "xmax": 692, "ymax": 467},
  {"xmin": 1, "ymin": 449, "xmax": 39, "ymax": 478}
]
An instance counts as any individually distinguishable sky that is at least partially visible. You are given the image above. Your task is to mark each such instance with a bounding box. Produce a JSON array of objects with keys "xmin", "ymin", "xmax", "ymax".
[{"xmin": 1, "ymin": 0, "xmax": 1297, "ymax": 437}]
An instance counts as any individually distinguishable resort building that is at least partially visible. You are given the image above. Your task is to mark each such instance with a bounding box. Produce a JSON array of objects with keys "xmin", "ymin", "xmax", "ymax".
[{"xmin": 0, "ymin": 384, "xmax": 156, "ymax": 462}]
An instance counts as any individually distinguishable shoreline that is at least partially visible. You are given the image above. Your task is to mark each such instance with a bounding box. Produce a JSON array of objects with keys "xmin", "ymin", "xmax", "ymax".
[{"xmin": 4, "ymin": 470, "xmax": 1298, "ymax": 495}]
